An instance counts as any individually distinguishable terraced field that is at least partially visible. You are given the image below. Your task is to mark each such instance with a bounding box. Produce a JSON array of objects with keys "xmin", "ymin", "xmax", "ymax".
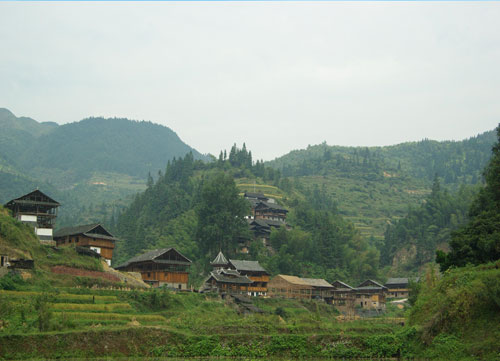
[{"xmin": 0, "ymin": 288, "xmax": 410, "ymax": 359}]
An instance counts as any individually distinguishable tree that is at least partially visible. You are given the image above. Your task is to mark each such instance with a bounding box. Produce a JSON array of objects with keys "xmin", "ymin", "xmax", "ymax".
[
  {"xmin": 195, "ymin": 171, "xmax": 250, "ymax": 257},
  {"xmin": 438, "ymin": 124, "xmax": 500, "ymax": 270}
]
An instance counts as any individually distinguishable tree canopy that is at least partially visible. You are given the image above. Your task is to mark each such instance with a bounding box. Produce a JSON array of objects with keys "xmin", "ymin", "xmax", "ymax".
[{"xmin": 437, "ymin": 124, "xmax": 500, "ymax": 270}]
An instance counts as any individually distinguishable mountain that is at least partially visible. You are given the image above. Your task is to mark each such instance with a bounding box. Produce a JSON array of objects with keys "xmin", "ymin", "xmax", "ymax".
[
  {"xmin": 0, "ymin": 108, "xmax": 208, "ymax": 182},
  {"xmin": 268, "ymin": 130, "xmax": 496, "ymax": 185},
  {"xmin": 0, "ymin": 108, "xmax": 57, "ymax": 137},
  {"xmin": 0, "ymin": 108, "xmax": 209, "ymax": 229},
  {"xmin": 266, "ymin": 130, "xmax": 496, "ymax": 239}
]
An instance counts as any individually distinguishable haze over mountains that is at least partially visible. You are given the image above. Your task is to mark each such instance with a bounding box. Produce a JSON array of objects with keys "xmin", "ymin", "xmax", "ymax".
[{"xmin": 0, "ymin": 107, "xmax": 497, "ymax": 269}]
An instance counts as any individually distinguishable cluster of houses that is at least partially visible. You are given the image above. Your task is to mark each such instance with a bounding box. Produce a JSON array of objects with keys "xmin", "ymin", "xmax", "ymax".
[
  {"xmin": 2, "ymin": 189, "xmax": 416, "ymax": 315},
  {"xmin": 198, "ymin": 250, "xmax": 415, "ymax": 313},
  {"xmin": 2, "ymin": 190, "xmax": 117, "ymax": 266},
  {"xmin": 243, "ymin": 192, "xmax": 289, "ymax": 252}
]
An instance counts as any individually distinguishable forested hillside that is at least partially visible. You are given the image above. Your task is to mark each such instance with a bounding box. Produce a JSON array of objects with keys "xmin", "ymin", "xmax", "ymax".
[
  {"xmin": 114, "ymin": 146, "xmax": 379, "ymax": 285},
  {"xmin": 265, "ymin": 130, "xmax": 496, "ymax": 259},
  {"xmin": 269, "ymin": 130, "xmax": 495, "ymax": 185},
  {"xmin": 381, "ymin": 179, "xmax": 478, "ymax": 273}
]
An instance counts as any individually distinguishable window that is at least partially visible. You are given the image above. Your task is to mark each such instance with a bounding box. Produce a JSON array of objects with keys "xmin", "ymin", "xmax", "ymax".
[{"xmin": 75, "ymin": 236, "xmax": 79, "ymax": 243}]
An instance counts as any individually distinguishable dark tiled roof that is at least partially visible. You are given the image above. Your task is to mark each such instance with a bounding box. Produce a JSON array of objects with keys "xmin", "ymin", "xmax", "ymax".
[
  {"xmin": 332, "ymin": 280, "xmax": 354, "ymax": 290},
  {"xmin": 244, "ymin": 192, "xmax": 268, "ymax": 200},
  {"xmin": 250, "ymin": 218, "xmax": 285, "ymax": 228},
  {"xmin": 229, "ymin": 259, "xmax": 268, "ymax": 273},
  {"xmin": 255, "ymin": 201, "xmax": 288, "ymax": 212},
  {"xmin": 208, "ymin": 270, "xmax": 252, "ymax": 284},
  {"xmin": 358, "ymin": 279, "xmax": 385, "ymax": 288},
  {"xmin": 5, "ymin": 189, "xmax": 60, "ymax": 207},
  {"xmin": 385, "ymin": 277, "xmax": 420, "ymax": 286},
  {"xmin": 115, "ymin": 248, "xmax": 192, "ymax": 270},
  {"xmin": 54, "ymin": 224, "xmax": 118, "ymax": 241}
]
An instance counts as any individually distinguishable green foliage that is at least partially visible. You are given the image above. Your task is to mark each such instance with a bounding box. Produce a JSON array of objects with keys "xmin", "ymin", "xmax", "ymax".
[
  {"xmin": 269, "ymin": 130, "xmax": 496, "ymax": 186},
  {"xmin": 382, "ymin": 178, "xmax": 477, "ymax": 270},
  {"xmin": 439, "ymin": 124, "xmax": 500, "ymax": 270},
  {"xmin": 196, "ymin": 171, "xmax": 250, "ymax": 256},
  {"xmin": 0, "ymin": 273, "xmax": 26, "ymax": 291},
  {"xmin": 33, "ymin": 293, "xmax": 54, "ymax": 332},
  {"xmin": 409, "ymin": 261, "xmax": 500, "ymax": 359}
]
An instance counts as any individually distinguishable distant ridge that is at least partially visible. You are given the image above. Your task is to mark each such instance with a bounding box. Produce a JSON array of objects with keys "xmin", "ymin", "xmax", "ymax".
[{"xmin": 0, "ymin": 108, "xmax": 209, "ymax": 179}]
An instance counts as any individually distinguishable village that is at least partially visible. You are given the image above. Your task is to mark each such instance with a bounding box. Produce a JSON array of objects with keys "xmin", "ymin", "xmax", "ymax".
[{"xmin": 1, "ymin": 189, "xmax": 416, "ymax": 316}]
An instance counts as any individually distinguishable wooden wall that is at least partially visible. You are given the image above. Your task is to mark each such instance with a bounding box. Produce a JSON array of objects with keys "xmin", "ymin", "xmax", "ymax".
[
  {"xmin": 141, "ymin": 271, "xmax": 189, "ymax": 284},
  {"xmin": 268, "ymin": 276, "xmax": 312, "ymax": 299}
]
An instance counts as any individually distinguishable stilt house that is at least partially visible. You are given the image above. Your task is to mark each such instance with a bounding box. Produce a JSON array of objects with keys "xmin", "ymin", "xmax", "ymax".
[{"xmin": 4, "ymin": 190, "xmax": 60, "ymax": 244}]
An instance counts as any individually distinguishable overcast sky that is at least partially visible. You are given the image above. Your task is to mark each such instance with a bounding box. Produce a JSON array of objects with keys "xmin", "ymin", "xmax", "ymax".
[{"xmin": 1, "ymin": 2, "xmax": 499, "ymax": 161}]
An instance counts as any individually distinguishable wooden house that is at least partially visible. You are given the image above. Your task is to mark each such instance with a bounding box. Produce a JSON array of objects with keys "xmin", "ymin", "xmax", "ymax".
[
  {"xmin": 204, "ymin": 268, "xmax": 253, "ymax": 294},
  {"xmin": 355, "ymin": 280, "xmax": 388, "ymax": 310},
  {"xmin": 331, "ymin": 280, "xmax": 356, "ymax": 315},
  {"xmin": 202, "ymin": 252, "xmax": 268, "ymax": 296},
  {"xmin": 384, "ymin": 277, "xmax": 419, "ymax": 299},
  {"xmin": 302, "ymin": 278, "xmax": 335, "ymax": 302},
  {"xmin": 115, "ymin": 248, "xmax": 191, "ymax": 289},
  {"xmin": 248, "ymin": 218, "xmax": 286, "ymax": 242},
  {"xmin": 244, "ymin": 192, "xmax": 269, "ymax": 203},
  {"xmin": 227, "ymin": 259, "xmax": 270, "ymax": 296},
  {"xmin": 54, "ymin": 224, "xmax": 117, "ymax": 265},
  {"xmin": 4, "ymin": 190, "xmax": 60, "ymax": 244},
  {"xmin": 268, "ymin": 275, "xmax": 313, "ymax": 300},
  {"xmin": 253, "ymin": 201, "xmax": 288, "ymax": 222}
]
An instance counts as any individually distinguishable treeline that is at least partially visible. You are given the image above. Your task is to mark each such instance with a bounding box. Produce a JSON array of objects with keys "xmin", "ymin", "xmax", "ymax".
[
  {"xmin": 268, "ymin": 130, "xmax": 496, "ymax": 185},
  {"xmin": 381, "ymin": 178, "xmax": 477, "ymax": 271},
  {"xmin": 215, "ymin": 143, "xmax": 282, "ymax": 183},
  {"xmin": 276, "ymin": 144, "xmax": 386, "ymax": 180}
]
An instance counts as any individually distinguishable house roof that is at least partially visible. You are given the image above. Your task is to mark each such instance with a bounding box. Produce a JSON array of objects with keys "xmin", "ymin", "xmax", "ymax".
[
  {"xmin": 229, "ymin": 259, "xmax": 268, "ymax": 274},
  {"xmin": 255, "ymin": 201, "xmax": 288, "ymax": 212},
  {"xmin": 115, "ymin": 248, "xmax": 192, "ymax": 269},
  {"xmin": 250, "ymin": 218, "xmax": 286, "ymax": 228},
  {"xmin": 358, "ymin": 279, "xmax": 385, "ymax": 288},
  {"xmin": 54, "ymin": 224, "xmax": 118, "ymax": 241},
  {"xmin": 332, "ymin": 280, "xmax": 354, "ymax": 290},
  {"xmin": 5, "ymin": 189, "xmax": 60, "ymax": 208},
  {"xmin": 244, "ymin": 192, "xmax": 268, "ymax": 200},
  {"xmin": 211, "ymin": 251, "xmax": 228, "ymax": 266},
  {"xmin": 385, "ymin": 277, "xmax": 420, "ymax": 286},
  {"xmin": 276, "ymin": 275, "xmax": 312, "ymax": 286},
  {"xmin": 301, "ymin": 278, "xmax": 334, "ymax": 288},
  {"xmin": 208, "ymin": 269, "xmax": 253, "ymax": 284}
]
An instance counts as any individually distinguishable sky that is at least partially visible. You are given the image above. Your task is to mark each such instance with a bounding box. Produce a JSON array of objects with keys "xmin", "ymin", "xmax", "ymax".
[{"xmin": 1, "ymin": 2, "xmax": 499, "ymax": 161}]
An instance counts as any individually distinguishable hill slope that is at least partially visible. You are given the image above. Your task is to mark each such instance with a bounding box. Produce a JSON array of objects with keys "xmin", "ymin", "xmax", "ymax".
[
  {"xmin": 0, "ymin": 108, "xmax": 208, "ymax": 182},
  {"xmin": 266, "ymin": 131, "xmax": 496, "ymax": 244}
]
